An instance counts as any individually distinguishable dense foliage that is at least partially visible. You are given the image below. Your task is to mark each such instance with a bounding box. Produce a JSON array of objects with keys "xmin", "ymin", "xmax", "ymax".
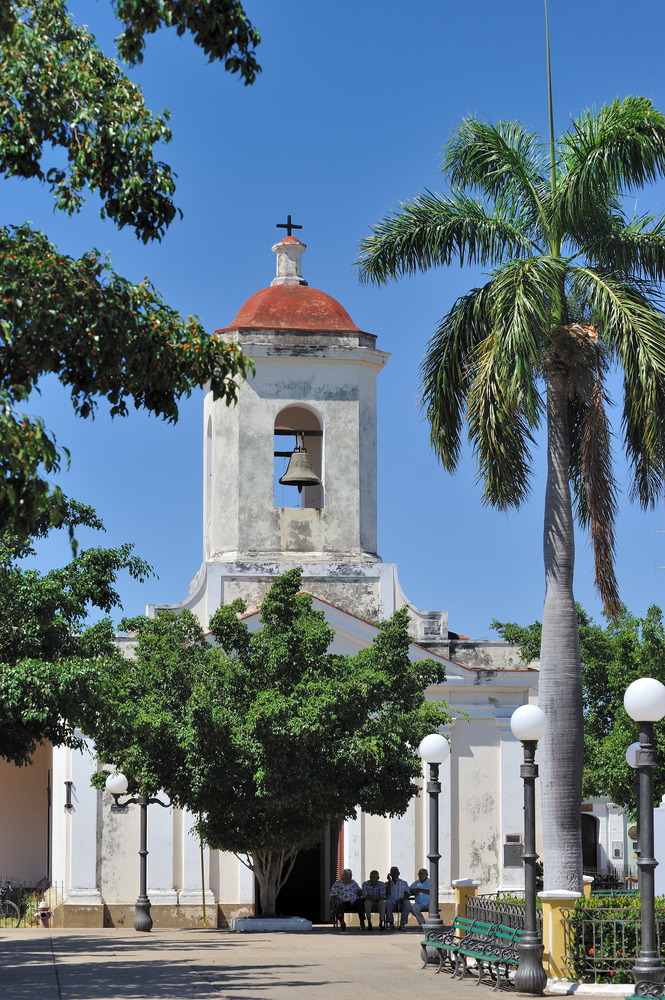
[
  {"xmin": 92, "ymin": 568, "xmax": 451, "ymax": 914},
  {"xmin": 0, "ymin": 1, "xmax": 260, "ymax": 537},
  {"xmin": 492, "ymin": 605, "xmax": 665, "ymax": 809},
  {"xmin": 0, "ymin": 498, "xmax": 149, "ymax": 764}
]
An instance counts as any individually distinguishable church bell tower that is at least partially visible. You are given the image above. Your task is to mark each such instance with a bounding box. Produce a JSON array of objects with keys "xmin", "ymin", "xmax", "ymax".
[
  {"xmin": 203, "ymin": 232, "xmax": 388, "ymax": 573},
  {"xmin": 162, "ymin": 226, "xmax": 445, "ymax": 633}
]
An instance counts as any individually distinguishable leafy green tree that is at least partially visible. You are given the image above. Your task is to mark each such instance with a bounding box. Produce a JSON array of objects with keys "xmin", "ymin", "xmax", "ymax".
[
  {"xmin": 357, "ymin": 97, "xmax": 665, "ymax": 890},
  {"xmin": 0, "ymin": 1, "xmax": 260, "ymax": 536},
  {"xmin": 492, "ymin": 605, "xmax": 665, "ymax": 812},
  {"xmin": 91, "ymin": 568, "xmax": 450, "ymax": 916},
  {"xmin": 0, "ymin": 497, "xmax": 149, "ymax": 764}
]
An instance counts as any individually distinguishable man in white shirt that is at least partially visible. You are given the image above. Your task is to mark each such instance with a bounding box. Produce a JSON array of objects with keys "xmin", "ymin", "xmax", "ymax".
[
  {"xmin": 385, "ymin": 865, "xmax": 410, "ymax": 929},
  {"xmin": 404, "ymin": 868, "xmax": 430, "ymax": 927}
]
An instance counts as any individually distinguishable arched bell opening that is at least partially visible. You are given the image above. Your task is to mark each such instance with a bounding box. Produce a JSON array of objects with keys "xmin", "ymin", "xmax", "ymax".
[{"xmin": 274, "ymin": 405, "xmax": 324, "ymax": 509}]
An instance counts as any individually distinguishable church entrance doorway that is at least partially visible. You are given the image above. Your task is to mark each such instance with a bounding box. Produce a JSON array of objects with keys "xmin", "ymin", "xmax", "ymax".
[
  {"xmin": 257, "ymin": 819, "xmax": 341, "ymax": 923},
  {"xmin": 273, "ymin": 845, "xmax": 322, "ymax": 922}
]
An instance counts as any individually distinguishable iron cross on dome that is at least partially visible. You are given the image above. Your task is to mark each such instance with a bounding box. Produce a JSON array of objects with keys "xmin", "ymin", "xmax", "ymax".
[{"xmin": 276, "ymin": 215, "xmax": 303, "ymax": 237}]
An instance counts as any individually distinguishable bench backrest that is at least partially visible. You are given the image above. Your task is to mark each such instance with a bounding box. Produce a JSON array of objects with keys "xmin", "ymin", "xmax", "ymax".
[
  {"xmin": 493, "ymin": 925, "xmax": 523, "ymax": 947},
  {"xmin": 461, "ymin": 919, "xmax": 497, "ymax": 941}
]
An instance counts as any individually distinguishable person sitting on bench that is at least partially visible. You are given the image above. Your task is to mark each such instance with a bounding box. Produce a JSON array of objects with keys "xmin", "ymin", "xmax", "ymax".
[
  {"xmin": 361, "ymin": 870, "xmax": 386, "ymax": 930},
  {"xmin": 404, "ymin": 868, "xmax": 430, "ymax": 927},
  {"xmin": 385, "ymin": 866, "xmax": 410, "ymax": 929},
  {"xmin": 330, "ymin": 869, "xmax": 365, "ymax": 930}
]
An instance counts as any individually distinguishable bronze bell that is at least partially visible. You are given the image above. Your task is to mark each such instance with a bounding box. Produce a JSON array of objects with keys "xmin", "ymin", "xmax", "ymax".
[{"xmin": 278, "ymin": 447, "xmax": 322, "ymax": 493}]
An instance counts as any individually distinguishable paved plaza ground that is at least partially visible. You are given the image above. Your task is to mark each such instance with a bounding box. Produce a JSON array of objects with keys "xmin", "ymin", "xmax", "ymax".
[{"xmin": 0, "ymin": 926, "xmax": 626, "ymax": 1000}]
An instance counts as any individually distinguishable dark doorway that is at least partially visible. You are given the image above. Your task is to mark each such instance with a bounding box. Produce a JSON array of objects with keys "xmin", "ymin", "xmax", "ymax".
[
  {"xmin": 272, "ymin": 846, "xmax": 322, "ymax": 922},
  {"xmin": 255, "ymin": 820, "xmax": 340, "ymax": 923},
  {"xmin": 581, "ymin": 812, "xmax": 599, "ymax": 869}
]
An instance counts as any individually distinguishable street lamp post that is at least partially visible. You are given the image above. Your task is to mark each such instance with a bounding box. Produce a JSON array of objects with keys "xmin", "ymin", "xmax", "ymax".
[
  {"xmin": 626, "ymin": 741, "xmax": 641, "ymax": 890},
  {"xmin": 623, "ymin": 678, "xmax": 665, "ymax": 998},
  {"xmin": 105, "ymin": 772, "xmax": 171, "ymax": 932},
  {"xmin": 418, "ymin": 732, "xmax": 450, "ymax": 930},
  {"xmin": 510, "ymin": 704, "xmax": 547, "ymax": 996}
]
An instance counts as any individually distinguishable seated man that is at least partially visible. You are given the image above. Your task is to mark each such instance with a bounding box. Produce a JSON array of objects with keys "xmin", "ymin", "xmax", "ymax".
[
  {"xmin": 404, "ymin": 868, "xmax": 430, "ymax": 927},
  {"xmin": 385, "ymin": 865, "xmax": 410, "ymax": 929},
  {"xmin": 361, "ymin": 870, "xmax": 386, "ymax": 930},
  {"xmin": 329, "ymin": 869, "xmax": 365, "ymax": 930}
]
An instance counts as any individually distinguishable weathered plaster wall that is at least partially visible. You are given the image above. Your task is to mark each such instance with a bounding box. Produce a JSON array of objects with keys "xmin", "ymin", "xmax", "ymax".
[
  {"xmin": 453, "ymin": 718, "xmax": 501, "ymax": 889},
  {"xmin": 0, "ymin": 743, "xmax": 49, "ymax": 884},
  {"xmin": 449, "ymin": 640, "xmax": 538, "ymax": 672}
]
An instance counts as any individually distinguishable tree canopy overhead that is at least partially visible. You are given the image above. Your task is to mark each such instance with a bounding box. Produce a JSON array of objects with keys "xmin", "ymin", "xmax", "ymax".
[
  {"xmin": 0, "ymin": 0, "xmax": 260, "ymax": 538},
  {"xmin": 91, "ymin": 568, "xmax": 451, "ymax": 916},
  {"xmin": 357, "ymin": 96, "xmax": 665, "ymax": 890},
  {"xmin": 0, "ymin": 497, "xmax": 150, "ymax": 765}
]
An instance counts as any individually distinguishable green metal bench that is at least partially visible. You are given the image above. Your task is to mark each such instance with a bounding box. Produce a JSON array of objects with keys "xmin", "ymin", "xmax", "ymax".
[
  {"xmin": 421, "ymin": 919, "xmax": 525, "ymax": 991},
  {"xmin": 455, "ymin": 923, "xmax": 525, "ymax": 991},
  {"xmin": 420, "ymin": 916, "xmax": 495, "ymax": 973}
]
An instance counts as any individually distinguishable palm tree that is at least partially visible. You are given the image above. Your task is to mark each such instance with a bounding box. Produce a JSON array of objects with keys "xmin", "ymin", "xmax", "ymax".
[{"xmin": 357, "ymin": 96, "xmax": 665, "ymax": 890}]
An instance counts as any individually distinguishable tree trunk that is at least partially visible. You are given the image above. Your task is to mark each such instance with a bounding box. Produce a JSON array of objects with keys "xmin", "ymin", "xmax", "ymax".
[
  {"xmin": 539, "ymin": 366, "xmax": 584, "ymax": 892},
  {"xmin": 251, "ymin": 848, "xmax": 299, "ymax": 918}
]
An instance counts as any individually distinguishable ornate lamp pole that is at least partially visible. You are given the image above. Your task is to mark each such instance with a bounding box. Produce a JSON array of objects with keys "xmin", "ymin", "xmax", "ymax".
[
  {"xmin": 623, "ymin": 678, "xmax": 665, "ymax": 998},
  {"xmin": 510, "ymin": 704, "xmax": 547, "ymax": 996},
  {"xmin": 418, "ymin": 732, "xmax": 449, "ymax": 930},
  {"xmin": 105, "ymin": 772, "xmax": 170, "ymax": 932},
  {"xmin": 626, "ymin": 741, "xmax": 641, "ymax": 889}
]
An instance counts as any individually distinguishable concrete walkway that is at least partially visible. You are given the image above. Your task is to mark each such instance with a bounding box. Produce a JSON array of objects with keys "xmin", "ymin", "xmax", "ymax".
[{"xmin": 0, "ymin": 926, "xmax": 625, "ymax": 1000}]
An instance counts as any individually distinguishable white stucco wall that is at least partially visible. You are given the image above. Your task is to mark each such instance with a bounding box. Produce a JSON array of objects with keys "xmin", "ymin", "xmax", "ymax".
[{"xmin": 0, "ymin": 743, "xmax": 50, "ymax": 885}]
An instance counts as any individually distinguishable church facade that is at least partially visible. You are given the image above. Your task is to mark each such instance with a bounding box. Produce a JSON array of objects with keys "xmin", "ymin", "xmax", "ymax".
[{"xmin": 4, "ymin": 234, "xmax": 549, "ymax": 926}]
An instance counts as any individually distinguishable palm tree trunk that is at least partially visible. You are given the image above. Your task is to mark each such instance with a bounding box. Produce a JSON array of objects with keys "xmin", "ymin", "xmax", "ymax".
[{"xmin": 539, "ymin": 366, "xmax": 584, "ymax": 892}]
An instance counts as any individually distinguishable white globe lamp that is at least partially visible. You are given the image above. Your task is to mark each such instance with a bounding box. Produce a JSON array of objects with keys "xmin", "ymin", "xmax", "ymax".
[
  {"xmin": 626, "ymin": 742, "xmax": 641, "ymax": 769},
  {"xmin": 624, "ymin": 678, "xmax": 665, "ymax": 722},
  {"xmin": 510, "ymin": 704, "xmax": 547, "ymax": 742},
  {"xmin": 418, "ymin": 733, "xmax": 449, "ymax": 764},
  {"xmin": 105, "ymin": 772, "xmax": 129, "ymax": 796}
]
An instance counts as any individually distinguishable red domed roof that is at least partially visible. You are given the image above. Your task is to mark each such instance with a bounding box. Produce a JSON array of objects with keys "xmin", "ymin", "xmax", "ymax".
[{"xmin": 218, "ymin": 283, "xmax": 363, "ymax": 334}]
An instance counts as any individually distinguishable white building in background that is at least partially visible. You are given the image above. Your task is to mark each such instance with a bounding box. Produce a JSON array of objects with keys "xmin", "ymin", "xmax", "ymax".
[{"xmin": 4, "ymin": 232, "xmax": 559, "ymax": 927}]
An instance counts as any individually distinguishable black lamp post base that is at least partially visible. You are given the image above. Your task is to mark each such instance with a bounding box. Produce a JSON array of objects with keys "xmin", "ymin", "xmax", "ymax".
[
  {"xmin": 626, "ymin": 962, "xmax": 665, "ymax": 999},
  {"xmin": 421, "ymin": 918, "xmax": 445, "ymax": 969},
  {"xmin": 423, "ymin": 915, "xmax": 445, "ymax": 929},
  {"xmin": 514, "ymin": 935, "xmax": 548, "ymax": 995},
  {"xmin": 134, "ymin": 896, "xmax": 153, "ymax": 932}
]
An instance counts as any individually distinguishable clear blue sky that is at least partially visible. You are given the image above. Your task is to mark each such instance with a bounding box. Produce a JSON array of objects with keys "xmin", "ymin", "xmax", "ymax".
[{"xmin": 5, "ymin": 0, "xmax": 665, "ymax": 638}]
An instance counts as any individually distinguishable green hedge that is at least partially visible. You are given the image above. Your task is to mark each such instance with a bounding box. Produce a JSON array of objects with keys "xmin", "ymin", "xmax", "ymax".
[{"xmin": 569, "ymin": 895, "xmax": 665, "ymax": 984}]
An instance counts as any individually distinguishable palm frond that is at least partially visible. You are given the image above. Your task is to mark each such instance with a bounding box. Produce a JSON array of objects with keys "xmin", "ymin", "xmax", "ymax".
[
  {"xmin": 356, "ymin": 190, "xmax": 533, "ymax": 285},
  {"xmin": 464, "ymin": 257, "xmax": 563, "ymax": 506},
  {"xmin": 566, "ymin": 328, "xmax": 620, "ymax": 616},
  {"xmin": 569, "ymin": 266, "xmax": 665, "ymax": 507},
  {"xmin": 467, "ymin": 331, "xmax": 540, "ymax": 509},
  {"xmin": 444, "ymin": 118, "xmax": 548, "ymax": 228},
  {"xmin": 581, "ymin": 211, "xmax": 665, "ymax": 282},
  {"xmin": 421, "ymin": 286, "xmax": 491, "ymax": 472},
  {"xmin": 558, "ymin": 97, "xmax": 665, "ymax": 231},
  {"xmin": 484, "ymin": 255, "xmax": 565, "ymax": 396}
]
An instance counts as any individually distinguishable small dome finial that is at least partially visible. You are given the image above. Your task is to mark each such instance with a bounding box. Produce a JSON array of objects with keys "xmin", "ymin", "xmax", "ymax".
[{"xmin": 271, "ymin": 229, "xmax": 308, "ymax": 287}]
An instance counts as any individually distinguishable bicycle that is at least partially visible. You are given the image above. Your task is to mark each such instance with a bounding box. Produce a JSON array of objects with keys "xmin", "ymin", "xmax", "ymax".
[{"xmin": 0, "ymin": 884, "xmax": 21, "ymax": 927}]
